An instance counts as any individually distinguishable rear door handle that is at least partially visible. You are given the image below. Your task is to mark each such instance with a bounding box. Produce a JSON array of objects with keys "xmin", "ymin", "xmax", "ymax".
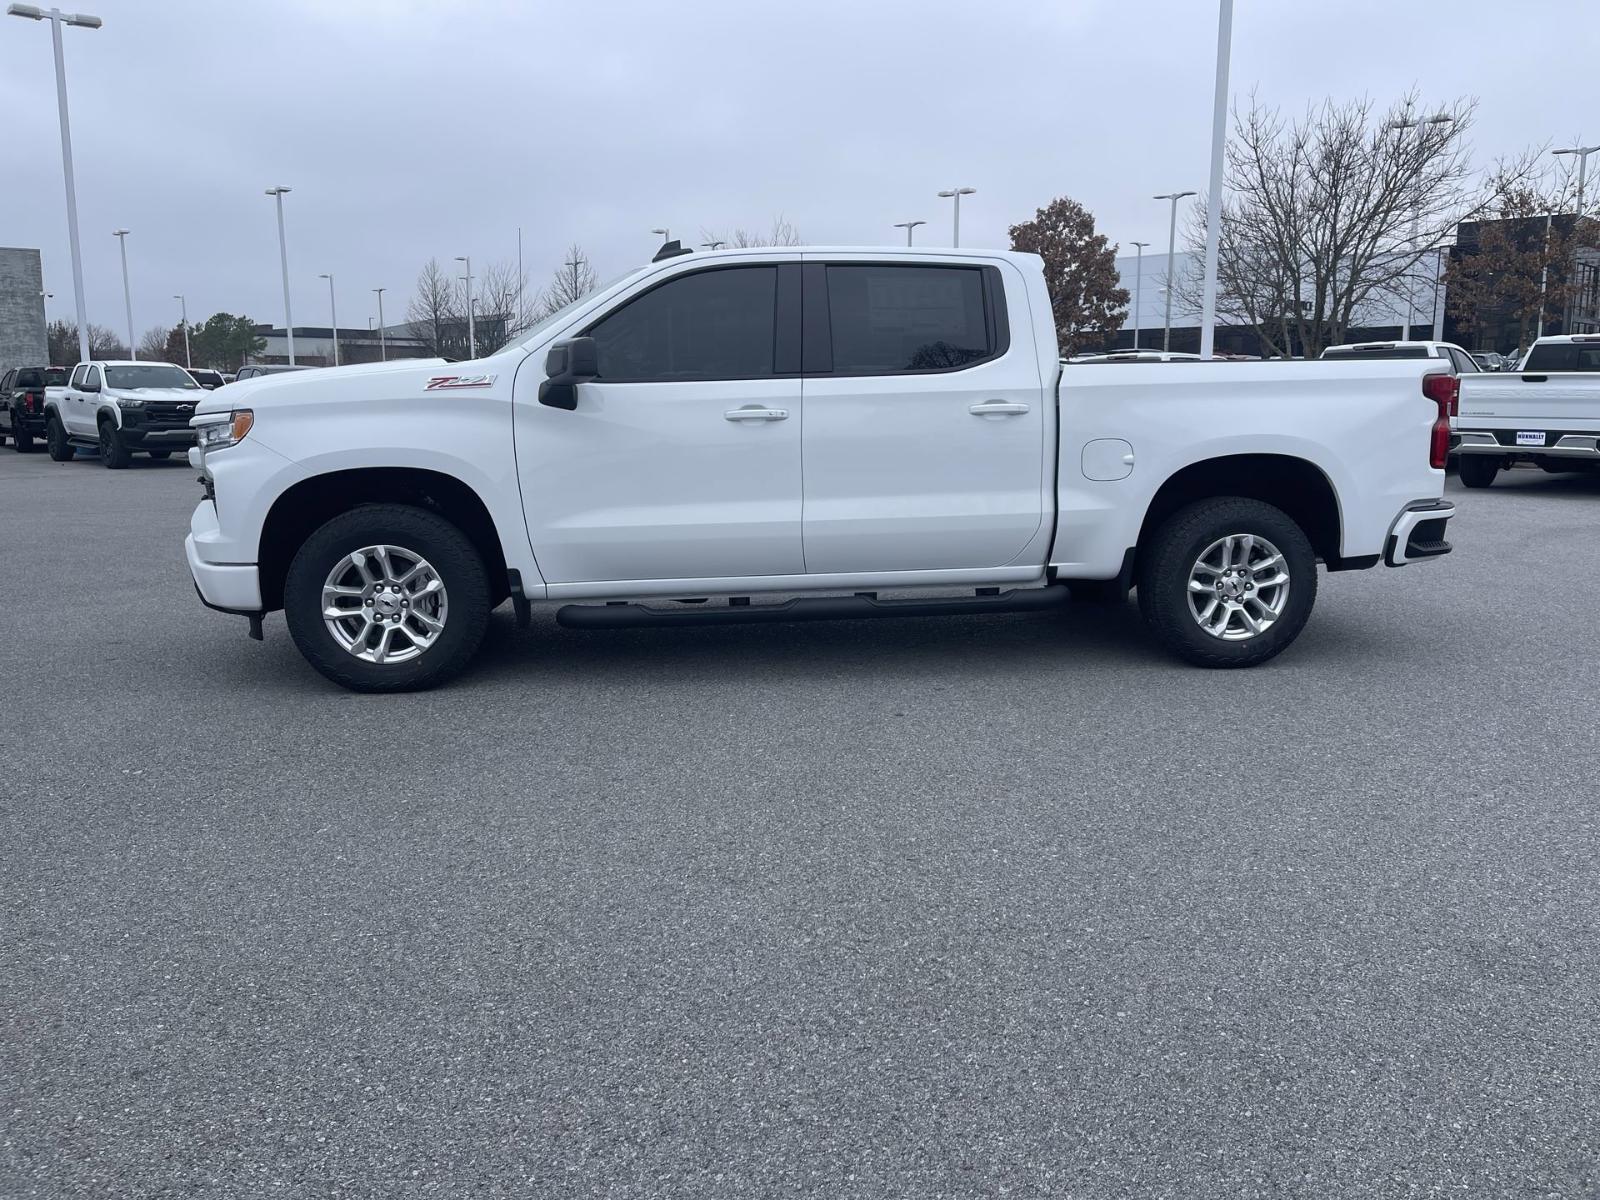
[
  {"xmin": 724, "ymin": 406, "xmax": 788, "ymax": 422},
  {"xmin": 969, "ymin": 400, "xmax": 1030, "ymax": 416}
]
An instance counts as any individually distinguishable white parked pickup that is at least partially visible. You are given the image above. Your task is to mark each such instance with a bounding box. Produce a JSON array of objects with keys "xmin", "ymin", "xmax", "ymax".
[
  {"xmin": 185, "ymin": 244, "xmax": 1458, "ymax": 691},
  {"xmin": 1453, "ymin": 334, "xmax": 1600, "ymax": 487}
]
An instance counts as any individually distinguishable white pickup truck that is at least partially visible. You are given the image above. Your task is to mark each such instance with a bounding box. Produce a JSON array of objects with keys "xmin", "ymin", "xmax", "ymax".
[
  {"xmin": 1453, "ymin": 334, "xmax": 1600, "ymax": 487},
  {"xmin": 185, "ymin": 245, "xmax": 1458, "ymax": 692},
  {"xmin": 45, "ymin": 360, "xmax": 204, "ymax": 467}
]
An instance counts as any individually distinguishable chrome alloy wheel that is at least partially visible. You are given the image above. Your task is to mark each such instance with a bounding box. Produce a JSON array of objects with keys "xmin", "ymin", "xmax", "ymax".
[
  {"xmin": 1186, "ymin": 533, "xmax": 1290, "ymax": 641},
  {"xmin": 321, "ymin": 544, "xmax": 448, "ymax": 664}
]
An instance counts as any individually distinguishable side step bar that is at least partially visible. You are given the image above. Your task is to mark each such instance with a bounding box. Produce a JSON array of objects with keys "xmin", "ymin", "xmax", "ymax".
[{"xmin": 555, "ymin": 586, "xmax": 1071, "ymax": 630}]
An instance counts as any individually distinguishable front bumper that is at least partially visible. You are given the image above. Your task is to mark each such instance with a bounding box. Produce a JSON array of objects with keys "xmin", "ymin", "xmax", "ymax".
[
  {"xmin": 186, "ymin": 502, "xmax": 262, "ymax": 612},
  {"xmin": 1453, "ymin": 430, "xmax": 1600, "ymax": 459},
  {"xmin": 119, "ymin": 422, "xmax": 198, "ymax": 448},
  {"xmin": 1384, "ymin": 499, "xmax": 1455, "ymax": 567}
]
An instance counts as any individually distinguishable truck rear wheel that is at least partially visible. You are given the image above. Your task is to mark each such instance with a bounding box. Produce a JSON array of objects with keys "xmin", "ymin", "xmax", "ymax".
[
  {"xmin": 1457, "ymin": 456, "xmax": 1500, "ymax": 488},
  {"xmin": 283, "ymin": 503, "xmax": 492, "ymax": 693},
  {"xmin": 1136, "ymin": 497, "xmax": 1317, "ymax": 669},
  {"xmin": 45, "ymin": 416, "xmax": 74, "ymax": 462}
]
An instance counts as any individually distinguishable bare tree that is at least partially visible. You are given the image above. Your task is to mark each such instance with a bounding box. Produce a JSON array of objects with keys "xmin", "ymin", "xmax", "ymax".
[
  {"xmin": 138, "ymin": 325, "xmax": 173, "ymax": 360},
  {"xmin": 536, "ymin": 244, "xmax": 598, "ymax": 320},
  {"xmin": 701, "ymin": 215, "xmax": 802, "ymax": 249},
  {"xmin": 1180, "ymin": 91, "xmax": 1525, "ymax": 358},
  {"xmin": 406, "ymin": 258, "xmax": 464, "ymax": 358},
  {"xmin": 87, "ymin": 324, "xmax": 125, "ymax": 359}
]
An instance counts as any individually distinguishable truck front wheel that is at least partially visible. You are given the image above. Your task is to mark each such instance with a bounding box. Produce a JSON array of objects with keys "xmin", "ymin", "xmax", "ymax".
[
  {"xmin": 98, "ymin": 420, "xmax": 132, "ymax": 469},
  {"xmin": 283, "ymin": 503, "xmax": 492, "ymax": 693},
  {"xmin": 1136, "ymin": 497, "xmax": 1317, "ymax": 669}
]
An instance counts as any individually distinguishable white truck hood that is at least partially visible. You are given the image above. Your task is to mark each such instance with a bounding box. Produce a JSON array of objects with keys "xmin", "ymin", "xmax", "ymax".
[
  {"xmin": 107, "ymin": 387, "xmax": 204, "ymax": 404},
  {"xmin": 194, "ymin": 357, "xmax": 454, "ymax": 416}
]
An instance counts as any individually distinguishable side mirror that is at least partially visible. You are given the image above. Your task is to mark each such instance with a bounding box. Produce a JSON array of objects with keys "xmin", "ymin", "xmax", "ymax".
[
  {"xmin": 539, "ymin": 337, "xmax": 598, "ymax": 411},
  {"xmin": 81, "ymin": 377, "xmax": 100, "ymax": 393}
]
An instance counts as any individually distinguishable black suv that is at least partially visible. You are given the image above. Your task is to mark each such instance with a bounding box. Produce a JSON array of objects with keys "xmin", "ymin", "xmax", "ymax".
[{"xmin": 0, "ymin": 365, "xmax": 69, "ymax": 452}]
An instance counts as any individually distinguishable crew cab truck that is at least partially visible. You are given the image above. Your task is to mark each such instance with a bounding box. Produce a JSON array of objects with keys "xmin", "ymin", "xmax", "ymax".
[
  {"xmin": 1453, "ymin": 334, "xmax": 1600, "ymax": 487},
  {"xmin": 185, "ymin": 246, "xmax": 1458, "ymax": 692},
  {"xmin": 0, "ymin": 365, "xmax": 68, "ymax": 452},
  {"xmin": 46, "ymin": 360, "xmax": 204, "ymax": 467}
]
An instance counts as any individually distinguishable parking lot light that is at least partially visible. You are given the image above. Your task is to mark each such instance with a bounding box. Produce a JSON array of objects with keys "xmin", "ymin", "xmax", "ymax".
[
  {"xmin": 373, "ymin": 287, "xmax": 386, "ymax": 362},
  {"xmin": 454, "ymin": 256, "xmax": 474, "ymax": 358},
  {"xmin": 936, "ymin": 188, "xmax": 975, "ymax": 247},
  {"xmin": 1154, "ymin": 191, "xmax": 1197, "ymax": 351},
  {"xmin": 9, "ymin": 3, "xmax": 101, "ymax": 365},
  {"xmin": 318, "ymin": 273, "xmax": 339, "ymax": 366},
  {"xmin": 112, "ymin": 228, "xmax": 134, "ymax": 358},
  {"xmin": 265, "ymin": 186, "xmax": 295, "ymax": 365},
  {"xmin": 173, "ymin": 293, "xmax": 190, "ymax": 367}
]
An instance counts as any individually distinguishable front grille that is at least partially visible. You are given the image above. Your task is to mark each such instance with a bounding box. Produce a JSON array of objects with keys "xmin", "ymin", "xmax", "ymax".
[{"xmin": 144, "ymin": 402, "xmax": 197, "ymax": 419}]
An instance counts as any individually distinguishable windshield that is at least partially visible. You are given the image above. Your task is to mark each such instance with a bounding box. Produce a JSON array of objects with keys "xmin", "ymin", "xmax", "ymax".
[{"xmin": 104, "ymin": 364, "xmax": 200, "ymax": 390}]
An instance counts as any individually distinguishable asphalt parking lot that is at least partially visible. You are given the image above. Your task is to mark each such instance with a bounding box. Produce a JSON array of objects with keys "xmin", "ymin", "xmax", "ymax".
[{"xmin": 3, "ymin": 450, "xmax": 1598, "ymax": 1199}]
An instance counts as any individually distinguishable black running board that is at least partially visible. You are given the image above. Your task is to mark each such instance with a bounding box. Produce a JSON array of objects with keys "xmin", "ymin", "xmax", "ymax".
[{"xmin": 556, "ymin": 586, "xmax": 1070, "ymax": 630}]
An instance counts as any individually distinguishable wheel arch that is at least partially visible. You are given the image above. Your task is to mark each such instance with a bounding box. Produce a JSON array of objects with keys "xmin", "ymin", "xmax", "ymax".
[
  {"xmin": 1135, "ymin": 453, "xmax": 1345, "ymax": 568},
  {"xmin": 257, "ymin": 467, "xmax": 510, "ymax": 612}
]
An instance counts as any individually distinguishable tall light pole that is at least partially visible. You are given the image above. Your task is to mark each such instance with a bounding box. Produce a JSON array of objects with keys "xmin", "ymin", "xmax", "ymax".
[
  {"xmin": 112, "ymin": 228, "xmax": 134, "ymax": 358},
  {"xmin": 1536, "ymin": 211, "xmax": 1555, "ymax": 340},
  {"xmin": 173, "ymin": 293, "xmax": 190, "ymax": 367},
  {"xmin": 1130, "ymin": 241, "xmax": 1150, "ymax": 349},
  {"xmin": 372, "ymin": 287, "xmax": 386, "ymax": 361},
  {"xmin": 937, "ymin": 188, "xmax": 975, "ymax": 247},
  {"xmin": 1198, "ymin": 0, "xmax": 1233, "ymax": 360},
  {"xmin": 701, "ymin": 240, "xmax": 726, "ymax": 250},
  {"xmin": 1553, "ymin": 145, "xmax": 1600, "ymax": 333},
  {"xmin": 651, "ymin": 227, "xmax": 669, "ymax": 245},
  {"xmin": 893, "ymin": 220, "xmax": 926, "ymax": 246},
  {"xmin": 318, "ymin": 272, "xmax": 338, "ymax": 366},
  {"xmin": 1154, "ymin": 191, "xmax": 1197, "ymax": 351},
  {"xmin": 1388, "ymin": 113, "xmax": 1455, "ymax": 339},
  {"xmin": 454, "ymin": 255, "xmax": 474, "ymax": 357},
  {"xmin": 9, "ymin": 4, "xmax": 101, "ymax": 365},
  {"xmin": 265, "ymin": 186, "xmax": 295, "ymax": 365}
]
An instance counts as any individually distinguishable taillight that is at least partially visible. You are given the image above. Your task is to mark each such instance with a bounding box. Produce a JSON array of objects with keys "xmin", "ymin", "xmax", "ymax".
[
  {"xmin": 1422, "ymin": 373, "xmax": 1458, "ymax": 469},
  {"xmin": 26, "ymin": 392, "xmax": 41, "ymax": 412}
]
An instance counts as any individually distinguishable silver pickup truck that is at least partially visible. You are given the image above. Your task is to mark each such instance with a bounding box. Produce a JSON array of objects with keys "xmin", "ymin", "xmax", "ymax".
[{"xmin": 1454, "ymin": 334, "xmax": 1600, "ymax": 487}]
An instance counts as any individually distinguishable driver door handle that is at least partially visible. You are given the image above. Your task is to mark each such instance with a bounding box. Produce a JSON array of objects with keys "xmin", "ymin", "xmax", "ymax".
[
  {"xmin": 969, "ymin": 400, "xmax": 1030, "ymax": 416},
  {"xmin": 724, "ymin": 406, "xmax": 789, "ymax": 422}
]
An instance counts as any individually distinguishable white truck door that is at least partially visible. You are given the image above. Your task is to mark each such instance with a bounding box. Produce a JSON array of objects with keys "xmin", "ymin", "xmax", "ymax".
[
  {"xmin": 516, "ymin": 263, "xmax": 805, "ymax": 585},
  {"xmin": 798, "ymin": 260, "xmax": 1045, "ymax": 574},
  {"xmin": 66, "ymin": 364, "xmax": 93, "ymax": 436}
]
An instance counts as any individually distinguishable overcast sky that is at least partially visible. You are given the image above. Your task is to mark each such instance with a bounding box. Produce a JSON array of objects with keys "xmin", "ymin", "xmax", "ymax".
[{"xmin": 2, "ymin": 0, "xmax": 1596, "ymax": 339}]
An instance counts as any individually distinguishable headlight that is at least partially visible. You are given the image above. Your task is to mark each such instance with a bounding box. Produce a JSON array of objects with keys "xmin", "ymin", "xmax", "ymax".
[
  {"xmin": 197, "ymin": 410, "xmax": 254, "ymax": 450},
  {"xmin": 118, "ymin": 397, "xmax": 144, "ymax": 409}
]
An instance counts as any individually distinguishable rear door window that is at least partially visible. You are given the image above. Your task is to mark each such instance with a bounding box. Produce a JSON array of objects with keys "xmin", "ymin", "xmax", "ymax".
[
  {"xmin": 823, "ymin": 264, "xmax": 997, "ymax": 375},
  {"xmin": 1523, "ymin": 343, "xmax": 1600, "ymax": 371}
]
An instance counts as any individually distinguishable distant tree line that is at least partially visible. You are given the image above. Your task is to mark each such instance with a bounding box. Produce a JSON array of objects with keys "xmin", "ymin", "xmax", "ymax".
[{"xmin": 47, "ymin": 313, "xmax": 264, "ymax": 371}]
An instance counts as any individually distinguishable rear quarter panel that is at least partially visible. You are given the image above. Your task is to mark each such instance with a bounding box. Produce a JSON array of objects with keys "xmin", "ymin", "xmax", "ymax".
[{"xmin": 1051, "ymin": 361, "xmax": 1446, "ymax": 576}]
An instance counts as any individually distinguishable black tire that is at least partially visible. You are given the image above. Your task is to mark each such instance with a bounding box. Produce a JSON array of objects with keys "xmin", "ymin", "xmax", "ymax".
[
  {"xmin": 13, "ymin": 428, "xmax": 34, "ymax": 453},
  {"xmin": 98, "ymin": 420, "xmax": 132, "ymax": 469},
  {"xmin": 1136, "ymin": 496, "xmax": 1317, "ymax": 669},
  {"xmin": 1457, "ymin": 456, "xmax": 1500, "ymax": 488},
  {"xmin": 283, "ymin": 503, "xmax": 492, "ymax": 693},
  {"xmin": 147, "ymin": 449, "xmax": 173, "ymax": 460},
  {"xmin": 45, "ymin": 416, "xmax": 74, "ymax": 462}
]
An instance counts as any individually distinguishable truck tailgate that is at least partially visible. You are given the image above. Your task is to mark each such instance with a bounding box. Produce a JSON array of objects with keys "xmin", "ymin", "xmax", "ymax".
[{"xmin": 1458, "ymin": 374, "xmax": 1600, "ymax": 428}]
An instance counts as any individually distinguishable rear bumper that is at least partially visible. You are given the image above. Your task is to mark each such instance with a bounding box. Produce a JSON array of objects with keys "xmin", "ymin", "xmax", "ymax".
[
  {"xmin": 1385, "ymin": 500, "xmax": 1455, "ymax": 567},
  {"xmin": 186, "ymin": 502, "xmax": 261, "ymax": 612},
  {"xmin": 1453, "ymin": 430, "xmax": 1600, "ymax": 459}
]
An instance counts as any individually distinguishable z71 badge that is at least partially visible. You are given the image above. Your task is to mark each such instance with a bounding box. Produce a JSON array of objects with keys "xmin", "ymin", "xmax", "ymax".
[{"xmin": 425, "ymin": 374, "xmax": 498, "ymax": 390}]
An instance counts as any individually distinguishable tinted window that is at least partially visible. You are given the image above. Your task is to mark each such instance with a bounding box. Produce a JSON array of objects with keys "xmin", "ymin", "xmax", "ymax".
[
  {"xmin": 45, "ymin": 367, "xmax": 67, "ymax": 387},
  {"xmin": 1523, "ymin": 343, "xmax": 1600, "ymax": 372},
  {"xmin": 1450, "ymin": 348, "xmax": 1480, "ymax": 373},
  {"xmin": 2, "ymin": 370, "xmax": 13, "ymax": 389},
  {"xmin": 587, "ymin": 266, "xmax": 777, "ymax": 382},
  {"xmin": 826, "ymin": 265, "xmax": 992, "ymax": 373},
  {"xmin": 70, "ymin": 364, "xmax": 87, "ymax": 388}
]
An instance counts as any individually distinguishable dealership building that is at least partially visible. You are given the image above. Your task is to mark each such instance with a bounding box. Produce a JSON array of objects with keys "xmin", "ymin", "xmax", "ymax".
[{"xmin": 0, "ymin": 247, "xmax": 49, "ymax": 377}]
